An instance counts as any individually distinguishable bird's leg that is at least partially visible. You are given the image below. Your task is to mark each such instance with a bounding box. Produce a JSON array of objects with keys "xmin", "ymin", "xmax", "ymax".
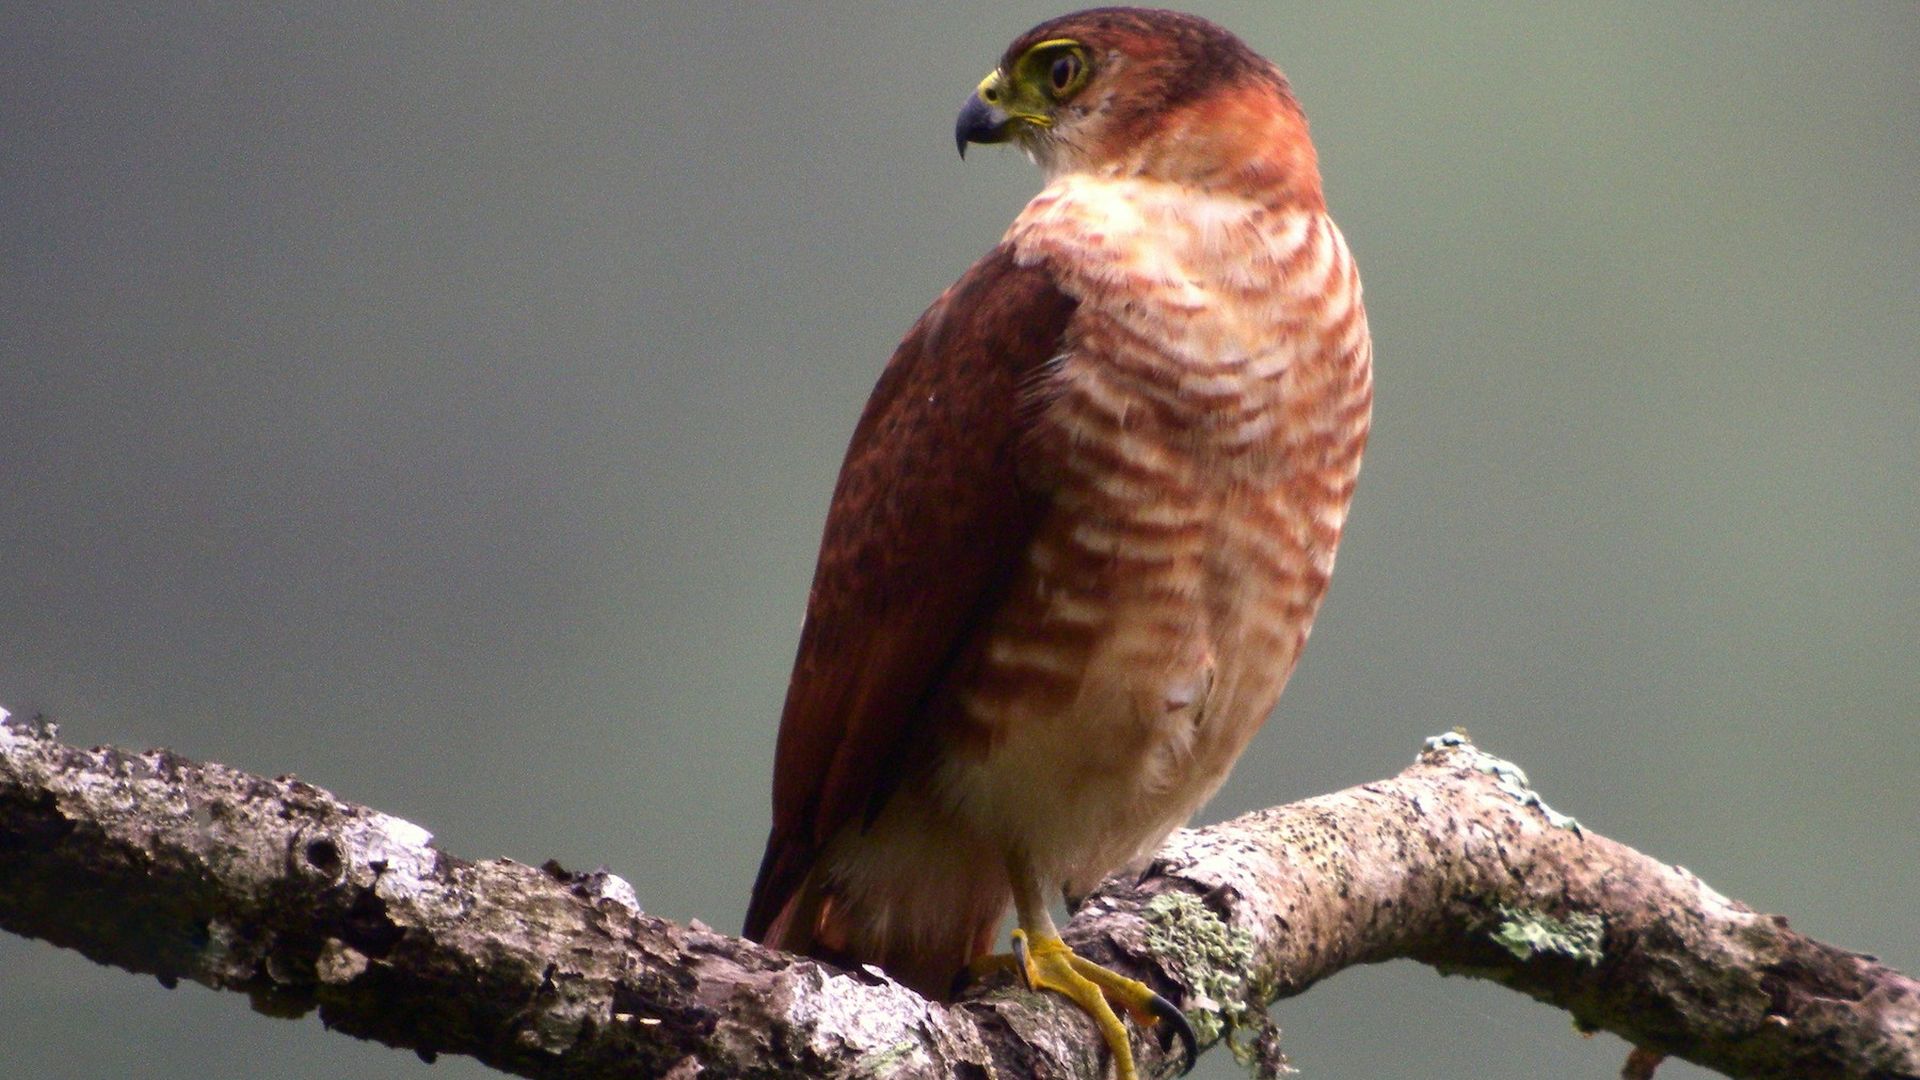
[{"xmin": 973, "ymin": 853, "xmax": 1195, "ymax": 1080}]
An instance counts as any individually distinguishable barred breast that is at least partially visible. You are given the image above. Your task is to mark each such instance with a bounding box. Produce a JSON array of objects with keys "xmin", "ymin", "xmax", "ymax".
[{"xmin": 938, "ymin": 174, "xmax": 1372, "ymax": 895}]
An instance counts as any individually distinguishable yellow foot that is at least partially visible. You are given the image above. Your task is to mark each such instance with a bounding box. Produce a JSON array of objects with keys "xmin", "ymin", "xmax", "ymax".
[{"xmin": 991, "ymin": 928, "xmax": 1196, "ymax": 1080}]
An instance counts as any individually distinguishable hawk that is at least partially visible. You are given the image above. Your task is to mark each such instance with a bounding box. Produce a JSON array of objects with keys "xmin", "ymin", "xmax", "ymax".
[{"xmin": 746, "ymin": 9, "xmax": 1371, "ymax": 1077}]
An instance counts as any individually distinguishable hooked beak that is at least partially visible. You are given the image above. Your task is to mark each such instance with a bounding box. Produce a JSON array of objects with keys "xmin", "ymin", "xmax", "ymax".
[{"xmin": 955, "ymin": 92, "xmax": 1014, "ymax": 158}]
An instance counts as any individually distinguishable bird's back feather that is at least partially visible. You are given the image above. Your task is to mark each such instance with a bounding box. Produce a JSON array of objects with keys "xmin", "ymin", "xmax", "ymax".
[{"xmin": 743, "ymin": 244, "xmax": 1078, "ymax": 961}]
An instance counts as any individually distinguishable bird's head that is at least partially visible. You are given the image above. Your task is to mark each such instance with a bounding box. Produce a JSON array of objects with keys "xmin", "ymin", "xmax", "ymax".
[{"xmin": 956, "ymin": 7, "xmax": 1322, "ymax": 205}]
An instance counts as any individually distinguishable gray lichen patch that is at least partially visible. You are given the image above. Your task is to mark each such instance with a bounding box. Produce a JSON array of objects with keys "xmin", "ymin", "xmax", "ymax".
[
  {"xmin": 1144, "ymin": 891, "xmax": 1267, "ymax": 1065},
  {"xmin": 1490, "ymin": 903, "xmax": 1605, "ymax": 966},
  {"xmin": 1423, "ymin": 732, "xmax": 1582, "ymax": 834}
]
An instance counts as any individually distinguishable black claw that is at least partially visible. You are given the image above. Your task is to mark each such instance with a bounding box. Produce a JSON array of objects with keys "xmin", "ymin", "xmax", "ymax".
[
  {"xmin": 1012, "ymin": 934, "xmax": 1034, "ymax": 991},
  {"xmin": 949, "ymin": 966, "xmax": 976, "ymax": 1000},
  {"xmin": 1146, "ymin": 991, "xmax": 1199, "ymax": 1075}
]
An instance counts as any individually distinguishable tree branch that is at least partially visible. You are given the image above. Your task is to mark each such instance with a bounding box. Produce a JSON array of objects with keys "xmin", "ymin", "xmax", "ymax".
[{"xmin": 2, "ymin": 710, "xmax": 1913, "ymax": 1079}]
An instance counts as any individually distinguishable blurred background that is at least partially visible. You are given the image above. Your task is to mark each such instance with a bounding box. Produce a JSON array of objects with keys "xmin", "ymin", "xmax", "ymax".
[{"xmin": 3, "ymin": 3, "xmax": 1914, "ymax": 1078}]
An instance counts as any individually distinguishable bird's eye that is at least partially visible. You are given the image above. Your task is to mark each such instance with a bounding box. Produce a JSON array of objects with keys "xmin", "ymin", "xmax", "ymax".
[{"xmin": 1049, "ymin": 53, "xmax": 1082, "ymax": 94}]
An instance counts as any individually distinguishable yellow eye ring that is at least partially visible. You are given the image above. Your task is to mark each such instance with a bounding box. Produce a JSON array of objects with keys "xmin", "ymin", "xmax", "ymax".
[{"xmin": 1019, "ymin": 38, "xmax": 1090, "ymax": 101}]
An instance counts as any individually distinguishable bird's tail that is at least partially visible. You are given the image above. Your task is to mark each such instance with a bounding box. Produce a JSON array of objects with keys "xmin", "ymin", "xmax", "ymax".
[{"xmin": 749, "ymin": 834, "xmax": 1009, "ymax": 1002}]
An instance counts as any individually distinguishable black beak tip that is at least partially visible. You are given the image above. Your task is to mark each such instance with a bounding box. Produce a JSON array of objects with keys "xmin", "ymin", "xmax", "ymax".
[{"xmin": 954, "ymin": 93, "xmax": 1006, "ymax": 159}]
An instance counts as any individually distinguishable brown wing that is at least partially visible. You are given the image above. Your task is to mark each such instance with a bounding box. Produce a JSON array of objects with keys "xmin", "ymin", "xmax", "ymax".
[{"xmin": 743, "ymin": 243, "xmax": 1077, "ymax": 942}]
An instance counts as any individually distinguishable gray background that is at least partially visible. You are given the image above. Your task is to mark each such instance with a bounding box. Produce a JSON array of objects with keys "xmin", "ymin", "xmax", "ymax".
[{"xmin": 3, "ymin": 3, "xmax": 1915, "ymax": 1078}]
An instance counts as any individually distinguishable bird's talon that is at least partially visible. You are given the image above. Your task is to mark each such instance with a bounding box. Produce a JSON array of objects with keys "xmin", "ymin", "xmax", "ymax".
[
  {"xmin": 949, "ymin": 965, "xmax": 976, "ymax": 1000},
  {"xmin": 1011, "ymin": 928, "xmax": 1035, "ymax": 991},
  {"xmin": 960, "ymin": 948, "xmax": 1024, "ymax": 996},
  {"xmin": 1145, "ymin": 991, "xmax": 1199, "ymax": 1074}
]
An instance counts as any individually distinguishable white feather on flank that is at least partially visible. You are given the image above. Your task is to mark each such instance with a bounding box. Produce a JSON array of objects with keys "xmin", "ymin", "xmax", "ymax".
[
  {"xmin": 1038, "ymin": 587, "xmax": 1107, "ymax": 627},
  {"xmin": 986, "ymin": 637, "xmax": 1086, "ymax": 678}
]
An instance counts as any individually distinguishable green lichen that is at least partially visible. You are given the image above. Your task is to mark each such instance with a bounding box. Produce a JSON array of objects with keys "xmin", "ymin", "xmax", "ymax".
[
  {"xmin": 1143, "ymin": 892, "xmax": 1268, "ymax": 1069},
  {"xmin": 1489, "ymin": 903, "xmax": 1605, "ymax": 966},
  {"xmin": 853, "ymin": 1039, "xmax": 919, "ymax": 1075}
]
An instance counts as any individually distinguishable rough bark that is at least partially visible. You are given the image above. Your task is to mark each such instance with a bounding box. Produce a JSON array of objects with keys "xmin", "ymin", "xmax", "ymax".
[{"xmin": 1, "ymin": 711, "xmax": 1914, "ymax": 1079}]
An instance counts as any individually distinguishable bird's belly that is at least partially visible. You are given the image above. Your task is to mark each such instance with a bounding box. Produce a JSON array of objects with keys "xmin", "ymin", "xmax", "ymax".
[
  {"xmin": 933, "ymin": 199, "xmax": 1370, "ymax": 895},
  {"xmin": 935, "ymin": 487, "xmax": 1329, "ymax": 896}
]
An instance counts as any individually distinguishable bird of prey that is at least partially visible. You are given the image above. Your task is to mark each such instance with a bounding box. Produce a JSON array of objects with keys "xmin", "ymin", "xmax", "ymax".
[{"xmin": 745, "ymin": 8, "xmax": 1371, "ymax": 1077}]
